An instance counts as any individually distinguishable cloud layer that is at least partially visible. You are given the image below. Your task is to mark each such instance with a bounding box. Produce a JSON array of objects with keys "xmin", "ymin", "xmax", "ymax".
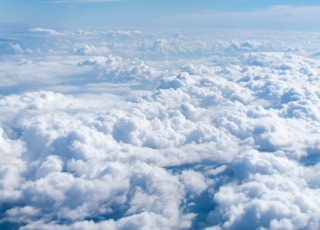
[{"xmin": 1, "ymin": 28, "xmax": 320, "ymax": 229}]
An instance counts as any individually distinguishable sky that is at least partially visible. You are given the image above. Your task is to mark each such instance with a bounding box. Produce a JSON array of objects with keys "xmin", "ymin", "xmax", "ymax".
[{"xmin": 1, "ymin": 0, "xmax": 320, "ymax": 30}]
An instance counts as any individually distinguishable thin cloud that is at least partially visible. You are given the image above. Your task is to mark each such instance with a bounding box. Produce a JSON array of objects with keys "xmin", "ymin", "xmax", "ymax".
[
  {"xmin": 159, "ymin": 5, "xmax": 320, "ymax": 30},
  {"xmin": 29, "ymin": 27, "xmax": 63, "ymax": 35}
]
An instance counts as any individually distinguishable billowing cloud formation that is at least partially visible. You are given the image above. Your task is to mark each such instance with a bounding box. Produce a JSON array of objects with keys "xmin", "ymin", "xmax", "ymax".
[{"xmin": 1, "ymin": 28, "xmax": 320, "ymax": 229}]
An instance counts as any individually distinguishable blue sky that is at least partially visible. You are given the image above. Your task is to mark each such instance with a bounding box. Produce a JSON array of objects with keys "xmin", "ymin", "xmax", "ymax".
[{"xmin": 1, "ymin": 0, "xmax": 320, "ymax": 30}]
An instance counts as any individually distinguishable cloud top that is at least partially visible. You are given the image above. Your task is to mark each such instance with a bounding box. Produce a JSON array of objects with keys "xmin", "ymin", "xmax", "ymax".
[{"xmin": 1, "ymin": 28, "xmax": 320, "ymax": 229}]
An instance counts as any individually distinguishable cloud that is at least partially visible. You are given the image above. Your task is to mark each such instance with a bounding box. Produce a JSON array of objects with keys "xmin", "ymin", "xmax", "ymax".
[
  {"xmin": 1, "ymin": 28, "xmax": 320, "ymax": 229},
  {"xmin": 207, "ymin": 150, "xmax": 320, "ymax": 229},
  {"xmin": 29, "ymin": 27, "xmax": 63, "ymax": 36},
  {"xmin": 159, "ymin": 5, "xmax": 320, "ymax": 30}
]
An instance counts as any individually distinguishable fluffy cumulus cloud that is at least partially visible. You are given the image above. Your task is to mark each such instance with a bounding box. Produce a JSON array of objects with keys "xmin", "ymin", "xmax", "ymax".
[{"xmin": 1, "ymin": 28, "xmax": 320, "ymax": 229}]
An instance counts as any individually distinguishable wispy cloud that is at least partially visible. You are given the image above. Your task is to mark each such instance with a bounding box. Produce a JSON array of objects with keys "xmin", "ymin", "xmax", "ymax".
[
  {"xmin": 159, "ymin": 5, "xmax": 320, "ymax": 30},
  {"xmin": 30, "ymin": 27, "xmax": 63, "ymax": 35}
]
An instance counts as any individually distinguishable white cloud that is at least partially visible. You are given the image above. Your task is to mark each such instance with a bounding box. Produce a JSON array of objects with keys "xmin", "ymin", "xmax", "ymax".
[
  {"xmin": 1, "ymin": 28, "xmax": 320, "ymax": 229},
  {"xmin": 29, "ymin": 27, "xmax": 63, "ymax": 36},
  {"xmin": 208, "ymin": 150, "xmax": 320, "ymax": 229},
  {"xmin": 160, "ymin": 5, "xmax": 320, "ymax": 30}
]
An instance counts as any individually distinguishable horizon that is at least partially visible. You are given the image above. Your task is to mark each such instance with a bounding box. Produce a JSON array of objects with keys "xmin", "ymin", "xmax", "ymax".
[{"xmin": 1, "ymin": 0, "xmax": 320, "ymax": 31}]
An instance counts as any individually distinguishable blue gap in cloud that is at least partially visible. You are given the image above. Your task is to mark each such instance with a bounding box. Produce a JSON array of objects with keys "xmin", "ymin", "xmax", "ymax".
[
  {"xmin": 165, "ymin": 161, "xmax": 235, "ymax": 229},
  {"xmin": 0, "ymin": 202, "xmax": 27, "ymax": 230},
  {"xmin": 301, "ymin": 148, "xmax": 320, "ymax": 166}
]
